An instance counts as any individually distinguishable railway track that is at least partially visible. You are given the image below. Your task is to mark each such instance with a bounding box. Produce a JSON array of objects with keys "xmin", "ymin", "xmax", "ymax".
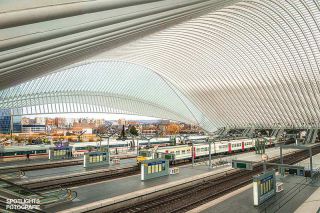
[
  {"xmin": 20, "ymin": 160, "xmax": 193, "ymax": 192},
  {"xmin": 21, "ymin": 165, "xmax": 140, "ymax": 192},
  {"xmin": 0, "ymin": 155, "xmax": 136, "ymax": 173},
  {"xmin": 0, "ymin": 159, "xmax": 83, "ymax": 174},
  {"xmin": 20, "ymin": 150, "xmax": 263, "ymax": 192},
  {"xmin": 16, "ymin": 149, "xmax": 257, "ymax": 191},
  {"xmin": 111, "ymin": 146, "xmax": 320, "ymax": 213},
  {"xmin": 9, "ymin": 146, "xmax": 310, "ymax": 193}
]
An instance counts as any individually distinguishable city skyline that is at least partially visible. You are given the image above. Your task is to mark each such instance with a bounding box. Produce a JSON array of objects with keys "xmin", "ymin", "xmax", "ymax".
[{"xmin": 24, "ymin": 113, "xmax": 162, "ymax": 121}]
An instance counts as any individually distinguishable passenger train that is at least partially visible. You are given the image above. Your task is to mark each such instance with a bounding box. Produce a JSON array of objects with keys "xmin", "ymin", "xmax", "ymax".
[
  {"xmin": 0, "ymin": 145, "xmax": 51, "ymax": 161},
  {"xmin": 0, "ymin": 138, "xmax": 172, "ymax": 162},
  {"xmin": 137, "ymin": 137, "xmax": 276, "ymax": 164}
]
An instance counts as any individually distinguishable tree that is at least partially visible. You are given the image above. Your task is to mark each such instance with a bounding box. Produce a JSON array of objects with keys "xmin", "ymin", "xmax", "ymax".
[
  {"xmin": 96, "ymin": 125, "xmax": 109, "ymax": 134},
  {"xmin": 117, "ymin": 125, "xmax": 127, "ymax": 140},
  {"xmin": 166, "ymin": 124, "xmax": 181, "ymax": 135},
  {"xmin": 129, "ymin": 126, "xmax": 139, "ymax": 136}
]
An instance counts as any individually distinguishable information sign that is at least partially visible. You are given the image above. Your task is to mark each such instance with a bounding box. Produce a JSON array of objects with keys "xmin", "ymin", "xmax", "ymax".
[
  {"xmin": 141, "ymin": 158, "xmax": 169, "ymax": 180},
  {"xmin": 253, "ymin": 170, "xmax": 276, "ymax": 206},
  {"xmin": 231, "ymin": 159, "xmax": 253, "ymax": 170}
]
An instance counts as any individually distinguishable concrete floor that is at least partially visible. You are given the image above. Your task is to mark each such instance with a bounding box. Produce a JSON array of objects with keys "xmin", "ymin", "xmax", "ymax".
[
  {"xmin": 46, "ymin": 147, "xmax": 300, "ymax": 212},
  {"xmin": 201, "ymin": 175, "xmax": 320, "ymax": 213}
]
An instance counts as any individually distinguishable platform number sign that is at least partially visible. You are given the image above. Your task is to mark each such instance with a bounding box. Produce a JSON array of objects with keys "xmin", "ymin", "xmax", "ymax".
[{"xmin": 253, "ymin": 170, "xmax": 276, "ymax": 206}]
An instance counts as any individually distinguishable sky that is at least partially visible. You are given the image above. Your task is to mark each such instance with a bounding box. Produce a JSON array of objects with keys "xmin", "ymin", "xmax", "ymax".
[{"xmin": 25, "ymin": 113, "xmax": 162, "ymax": 121}]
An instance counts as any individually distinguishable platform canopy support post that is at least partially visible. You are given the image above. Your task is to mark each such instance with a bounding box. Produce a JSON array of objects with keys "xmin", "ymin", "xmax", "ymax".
[
  {"xmin": 310, "ymin": 147, "xmax": 313, "ymax": 178},
  {"xmin": 192, "ymin": 141, "xmax": 194, "ymax": 167},
  {"xmin": 280, "ymin": 145, "xmax": 284, "ymax": 176},
  {"xmin": 10, "ymin": 109, "xmax": 13, "ymax": 140},
  {"xmin": 107, "ymin": 136, "xmax": 110, "ymax": 153},
  {"xmin": 137, "ymin": 137, "xmax": 139, "ymax": 156},
  {"xmin": 208, "ymin": 138, "xmax": 212, "ymax": 169}
]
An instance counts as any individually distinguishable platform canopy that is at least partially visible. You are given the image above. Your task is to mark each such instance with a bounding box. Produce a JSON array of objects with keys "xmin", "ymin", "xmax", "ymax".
[{"xmin": 1, "ymin": 0, "xmax": 320, "ymax": 131}]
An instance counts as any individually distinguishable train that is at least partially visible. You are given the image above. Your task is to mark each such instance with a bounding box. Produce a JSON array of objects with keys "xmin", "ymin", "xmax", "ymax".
[
  {"xmin": 0, "ymin": 145, "xmax": 51, "ymax": 161},
  {"xmin": 0, "ymin": 137, "xmax": 173, "ymax": 162},
  {"xmin": 136, "ymin": 137, "xmax": 277, "ymax": 164}
]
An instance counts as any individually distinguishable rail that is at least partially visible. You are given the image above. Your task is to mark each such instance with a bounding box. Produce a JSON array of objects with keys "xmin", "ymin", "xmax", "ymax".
[
  {"xmin": 108, "ymin": 146, "xmax": 320, "ymax": 213},
  {"xmin": 20, "ymin": 164, "xmax": 140, "ymax": 191}
]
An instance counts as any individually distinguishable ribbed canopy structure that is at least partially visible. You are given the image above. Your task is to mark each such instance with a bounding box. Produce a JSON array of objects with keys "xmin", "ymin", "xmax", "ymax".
[
  {"xmin": 0, "ymin": 0, "xmax": 234, "ymax": 89},
  {"xmin": 0, "ymin": 61, "xmax": 215, "ymax": 130},
  {"xmin": 1, "ymin": 0, "xmax": 320, "ymax": 131}
]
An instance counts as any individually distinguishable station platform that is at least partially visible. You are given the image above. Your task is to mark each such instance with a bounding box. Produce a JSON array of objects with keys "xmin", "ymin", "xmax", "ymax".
[
  {"xmin": 0, "ymin": 151, "xmax": 136, "ymax": 167},
  {"xmin": 0, "ymin": 152, "xmax": 135, "ymax": 170},
  {"xmin": 193, "ymin": 175, "xmax": 320, "ymax": 213},
  {"xmin": 17, "ymin": 158, "xmax": 137, "ymax": 182},
  {"xmin": 295, "ymin": 183, "xmax": 320, "ymax": 213},
  {"xmin": 46, "ymin": 146, "xmax": 299, "ymax": 213},
  {"xmin": 0, "ymin": 156, "xmax": 82, "ymax": 167},
  {"xmin": 190, "ymin": 153, "xmax": 320, "ymax": 213}
]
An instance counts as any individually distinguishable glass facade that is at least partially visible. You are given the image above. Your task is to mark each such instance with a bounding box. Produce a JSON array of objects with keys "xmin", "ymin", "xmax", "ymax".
[
  {"xmin": 21, "ymin": 125, "xmax": 46, "ymax": 133},
  {"xmin": 0, "ymin": 109, "xmax": 22, "ymax": 134}
]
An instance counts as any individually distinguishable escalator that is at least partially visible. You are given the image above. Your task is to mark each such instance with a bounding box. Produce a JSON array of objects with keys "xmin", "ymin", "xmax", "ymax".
[{"xmin": 0, "ymin": 178, "xmax": 77, "ymax": 212}]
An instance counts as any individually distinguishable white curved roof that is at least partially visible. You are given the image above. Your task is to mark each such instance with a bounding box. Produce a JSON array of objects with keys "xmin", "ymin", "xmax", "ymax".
[{"xmin": 1, "ymin": 0, "xmax": 320, "ymax": 131}]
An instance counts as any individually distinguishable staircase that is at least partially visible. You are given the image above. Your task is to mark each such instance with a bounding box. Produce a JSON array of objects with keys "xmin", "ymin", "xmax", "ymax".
[{"xmin": 0, "ymin": 178, "xmax": 77, "ymax": 212}]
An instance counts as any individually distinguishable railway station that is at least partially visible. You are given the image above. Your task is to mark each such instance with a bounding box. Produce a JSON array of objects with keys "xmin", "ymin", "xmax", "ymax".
[{"xmin": 1, "ymin": 0, "xmax": 320, "ymax": 212}]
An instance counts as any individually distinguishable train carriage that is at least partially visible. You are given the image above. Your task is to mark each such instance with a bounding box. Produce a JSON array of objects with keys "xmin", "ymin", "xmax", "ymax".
[
  {"xmin": 0, "ymin": 145, "xmax": 51, "ymax": 162},
  {"xmin": 137, "ymin": 136, "xmax": 278, "ymax": 164}
]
